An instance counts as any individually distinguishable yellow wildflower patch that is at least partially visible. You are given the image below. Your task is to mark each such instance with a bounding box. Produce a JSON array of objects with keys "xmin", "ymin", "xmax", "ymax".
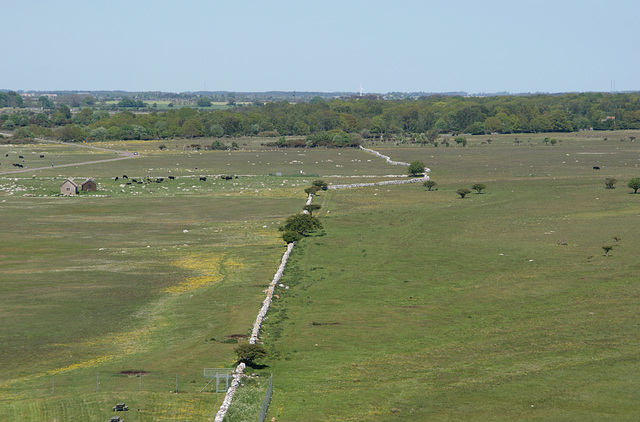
[{"xmin": 164, "ymin": 252, "xmax": 242, "ymax": 293}]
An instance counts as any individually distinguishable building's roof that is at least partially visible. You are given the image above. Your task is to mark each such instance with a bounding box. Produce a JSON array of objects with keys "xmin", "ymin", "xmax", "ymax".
[
  {"xmin": 81, "ymin": 178, "xmax": 95, "ymax": 185},
  {"xmin": 60, "ymin": 178, "xmax": 78, "ymax": 187}
]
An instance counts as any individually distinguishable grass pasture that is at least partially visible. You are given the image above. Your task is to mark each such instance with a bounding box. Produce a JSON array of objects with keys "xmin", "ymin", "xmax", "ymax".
[
  {"xmin": 1, "ymin": 131, "xmax": 639, "ymax": 421},
  {"xmin": 258, "ymin": 131, "xmax": 640, "ymax": 421}
]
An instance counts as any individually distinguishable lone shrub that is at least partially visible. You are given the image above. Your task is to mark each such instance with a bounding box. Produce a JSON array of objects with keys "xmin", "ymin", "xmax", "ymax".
[
  {"xmin": 457, "ymin": 188, "xmax": 471, "ymax": 198},
  {"xmin": 303, "ymin": 204, "xmax": 321, "ymax": 215},
  {"xmin": 408, "ymin": 161, "xmax": 425, "ymax": 177},
  {"xmin": 605, "ymin": 178, "xmax": 617, "ymax": 189},
  {"xmin": 282, "ymin": 231, "xmax": 302, "ymax": 244},
  {"xmin": 471, "ymin": 183, "xmax": 486, "ymax": 194},
  {"xmin": 312, "ymin": 180, "xmax": 327, "ymax": 189},
  {"xmin": 454, "ymin": 136, "xmax": 467, "ymax": 146},
  {"xmin": 627, "ymin": 177, "xmax": 640, "ymax": 193},
  {"xmin": 234, "ymin": 343, "xmax": 268, "ymax": 366},
  {"xmin": 279, "ymin": 213, "xmax": 323, "ymax": 235}
]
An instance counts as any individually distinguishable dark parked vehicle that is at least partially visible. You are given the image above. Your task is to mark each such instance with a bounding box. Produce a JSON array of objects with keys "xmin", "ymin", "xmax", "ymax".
[{"xmin": 113, "ymin": 403, "xmax": 129, "ymax": 411}]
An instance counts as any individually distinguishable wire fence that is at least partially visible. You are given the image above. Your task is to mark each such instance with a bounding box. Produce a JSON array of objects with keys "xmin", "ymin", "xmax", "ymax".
[
  {"xmin": 257, "ymin": 374, "xmax": 273, "ymax": 422},
  {"xmin": 1, "ymin": 370, "xmax": 230, "ymax": 400}
]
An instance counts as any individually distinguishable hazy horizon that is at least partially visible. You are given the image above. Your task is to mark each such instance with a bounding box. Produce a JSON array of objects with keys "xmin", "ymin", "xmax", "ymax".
[{"xmin": 3, "ymin": 0, "xmax": 639, "ymax": 94}]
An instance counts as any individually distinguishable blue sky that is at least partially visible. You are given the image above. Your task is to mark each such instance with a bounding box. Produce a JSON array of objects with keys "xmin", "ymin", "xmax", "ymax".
[{"xmin": 3, "ymin": 0, "xmax": 639, "ymax": 94}]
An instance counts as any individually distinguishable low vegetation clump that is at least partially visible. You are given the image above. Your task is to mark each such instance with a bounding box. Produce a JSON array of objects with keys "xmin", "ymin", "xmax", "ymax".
[
  {"xmin": 471, "ymin": 183, "xmax": 487, "ymax": 194},
  {"xmin": 407, "ymin": 160, "xmax": 425, "ymax": 176},
  {"xmin": 605, "ymin": 177, "xmax": 617, "ymax": 189},
  {"xmin": 281, "ymin": 230, "xmax": 302, "ymax": 244},
  {"xmin": 303, "ymin": 204, "xmax": 321, "ymax": 215},
  {"xmin": 456, "ymin": 188, "xmax": 471, "ymax": 198},
  {"xmin": 627, "ymin": 177, "xmax": 640, "ymax": 193},
  {"xmin": 423, "ymin": 180, "xmax": 437, "ymax": 190},
  {"xmin": 234, "ymin": 343, "xmax": 268, "ymax": 366},
  {"xmin": 279, "ymin": 213, "xmax": 322, "ymax": 238}
]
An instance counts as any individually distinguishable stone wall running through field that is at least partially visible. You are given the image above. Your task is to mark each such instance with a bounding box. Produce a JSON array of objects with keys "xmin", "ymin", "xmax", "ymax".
[
  {"xmin": 215, "ymin": 147, "xmax": 429, "ymax": 421},
  {"xmin": 328, "ymin": 146, "xmax": 430, "ymax": 189}
]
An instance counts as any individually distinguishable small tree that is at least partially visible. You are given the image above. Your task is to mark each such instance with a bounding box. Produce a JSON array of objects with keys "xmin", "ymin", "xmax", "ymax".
[
  {"xmin": 471, "ymin": 183, "xmax": 486, "ymax": 194},
  {"xmin": 426, "ymin": 129, "xmax": 439, "ymax": 144},
  {"xmin": 456, "ymin": 188, "xmax": 471, "ymax": 198},
  {"xmin": 210, "ymin": 140, "xmax": 226, "ymax": 150},
  {"xmin": 234, "ymin": 343, "xmax": 268, "ymax": 366},
  {"xmin": 303, "ymin": 204, "xmax": 321, "ymax": 215},
  {"xmin": 13, "ymin": 127, "xmax": 34, "ymax": 139},
  {"xmin": 282, "ymin": 231, "xmax": 302, "ymax": 244},
  {"xmin": 408, "ymin": 161, "xmax": 426, "ymax": 177},
  {"xmin": 312, "ymin": 180, "xmax": 327, "ymax": 189},
  {"xmin": 279, "ymin": 213, "xmax": 322, "ymax": 235},
  {"xmin": 454, "ymin": 136, "xmax": 467, "ymax": 147},
  {"xmin": 627, "ymin": 177, "xmax": 640, "ymax": 193},
  {"xmin": 209, "ymin": 124, "xmax": 224, "ymax": 138},
  {"xmin": 305, "ymin": 186, "xmax": 321, "ymax": 195},
  {"xmin": 604, "ymin": 178, "xmax": 617, "ymax": 189},
  {"xmin": 423, "ymin": 180, "xmax": 437, "ymax": 191}
]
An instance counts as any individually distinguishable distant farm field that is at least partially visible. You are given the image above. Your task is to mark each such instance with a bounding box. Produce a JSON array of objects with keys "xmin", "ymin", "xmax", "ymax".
[{"xmin": 1, "ymin": 131, "xmax": 640, "ymax": 421}]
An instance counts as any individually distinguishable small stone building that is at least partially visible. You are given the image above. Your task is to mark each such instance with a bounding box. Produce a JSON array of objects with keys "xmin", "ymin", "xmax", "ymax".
[
  {"xmin": 81, "ymin": 178, "xmax": 97, "ymax": 191},
  {"xmin": 60, "ymin": 179, "xmax": 78, "ymax": 196}
]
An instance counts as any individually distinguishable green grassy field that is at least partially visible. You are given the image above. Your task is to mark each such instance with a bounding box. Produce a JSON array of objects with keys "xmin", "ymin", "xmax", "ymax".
[
  {"xmin": 258, "ymin": 131, "xmax": 640, "ymax": 421},
  {"xmin": 1, "ymin": 132, "xmax": 640, "ymax": 421}
]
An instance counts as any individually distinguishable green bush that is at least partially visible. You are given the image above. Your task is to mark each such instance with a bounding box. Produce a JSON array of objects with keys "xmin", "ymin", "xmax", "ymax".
[{"xmin": 234, "ymin": 343, "xmax": 268, "ymax": 365}]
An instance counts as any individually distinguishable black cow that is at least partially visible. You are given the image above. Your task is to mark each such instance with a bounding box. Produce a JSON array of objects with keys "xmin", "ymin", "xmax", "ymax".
[
  {"xmin": 199, "ymin": 177, "xmax": 207, "ymax": 181},
  {"xmin": 123, "ymin": 175, "xmax": 128, "ymax": 179},
  {"xmin": 40, "ymin": 155, "xmax": 44, "ymax": 158},
  {"xmin": 18, "ymin": 156, "xmax": 24, "ymax": 159},
  {"xmin": 114, "ymin": 176, "xmax": 119, "ymax": 181},
  {"xmin": 168, "ymin": 176, "xmax": 175, "ymax": 180},
  {"xmin": 593, "ymin": 166, "xmax": 601, "ymax": 170}
]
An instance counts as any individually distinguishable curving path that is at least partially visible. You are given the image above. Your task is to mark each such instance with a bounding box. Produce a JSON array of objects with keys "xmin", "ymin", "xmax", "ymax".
[{"xmin": 0, "ymin": 138, "xmax": 137, "ymax": 176}]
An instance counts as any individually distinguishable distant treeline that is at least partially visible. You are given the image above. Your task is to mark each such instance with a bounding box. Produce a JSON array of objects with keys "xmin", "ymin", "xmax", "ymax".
[{"xmin": 2, "ymin": 92, "xmax": 640, "ymax": 146}]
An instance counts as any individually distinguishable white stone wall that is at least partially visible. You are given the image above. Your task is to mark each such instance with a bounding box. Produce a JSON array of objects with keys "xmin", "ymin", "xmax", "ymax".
[
  {"xmin": 214, "ymin": 242, "xmax": 294, "ymax": 422},
  {"xmin": 215, "ymin": 147, "xmax": 430, "ymax": 421}
]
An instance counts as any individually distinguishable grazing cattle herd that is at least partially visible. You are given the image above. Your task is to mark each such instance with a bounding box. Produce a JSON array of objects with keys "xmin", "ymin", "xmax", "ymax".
[
  {"xmin": 0, "ymin": 152, "xmax": 46, "ymax": 169},
  {"xmin": 114, "ymin": 174, "xmax": 236, "ymax": 186}
]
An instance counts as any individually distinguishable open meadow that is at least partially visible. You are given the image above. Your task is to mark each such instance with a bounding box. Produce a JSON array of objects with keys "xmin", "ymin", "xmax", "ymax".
[
  {"xmin": 259, "ymin": 131, "xmax": 640, "ymax": 421},
  {"xmin": 1, "ymin": 131, "xmax": 640, "ymax": 421}
]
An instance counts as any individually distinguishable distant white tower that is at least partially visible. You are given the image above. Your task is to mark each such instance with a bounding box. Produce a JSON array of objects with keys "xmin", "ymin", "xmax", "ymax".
[{"xmin": 359, "ymin": 85, "xmax": 364, "ymax": 97}]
